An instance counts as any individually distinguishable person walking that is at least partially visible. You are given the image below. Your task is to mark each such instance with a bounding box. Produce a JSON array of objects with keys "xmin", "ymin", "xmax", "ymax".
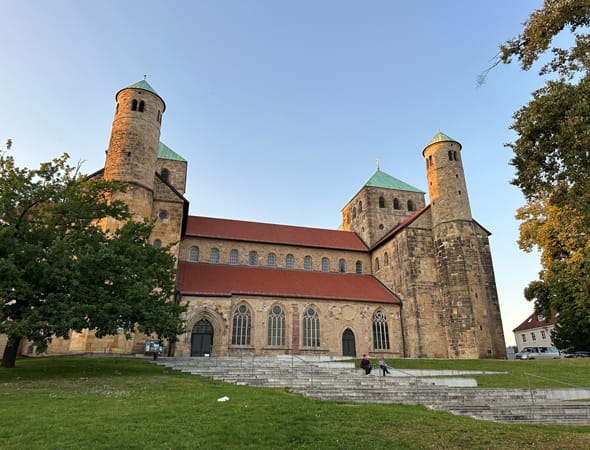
[{"xmin": 379, "ymin": 355, "xmax": 390, "ymax": 376}]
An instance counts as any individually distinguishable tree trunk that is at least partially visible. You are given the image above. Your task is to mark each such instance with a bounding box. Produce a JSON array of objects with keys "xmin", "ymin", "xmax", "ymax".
[{"xmin": 1, "ymin": 336, "xmax": 22, "ymax": 368}]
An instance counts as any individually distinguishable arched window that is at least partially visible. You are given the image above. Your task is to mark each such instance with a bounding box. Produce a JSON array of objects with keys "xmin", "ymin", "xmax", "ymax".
[
  {"xmin": 303, "ymin": 307, "xmax": 320, "ymax": 347},
  {"xmin": 355, "ymin": 260, "xmax": 363, "ymax": 274},
  {"xmin": 231, "ymin": 304, "xmax": 251, "ymax": 345},
  {"xmin": 393, "ymin": 198, "xmax": 400, "ymax": 210},
  {"xmin": 267, "ymin": 305, "xmax": 285, "ymax": 346},
  {"xmin": 138, "ymin": 100, "xmax": 145, "ymax": 112},
  {"xmin": 189, "ymin": 246, "xmax": 199, "ymax": 262},
  {"xmin": 407, "ymin": 199, "xmax": 415, "ymax": 211},
  {"xmin": 249, "ymin": 251, "xmax": 258, "ymax": 266},
  {"xmin": 267, "ymin": 253, "xmax": 276, "ymax": 267},
  {"xmin": 157, "ymin": 110, "xmax": 161, "ymax": 123},
  {"xmin": 304, "ymin": 255, "xmax": 312, "ymax": 270},
  {"xmin": 384, "ymin": 252, "xmax": 389, "ymax": 266},
  {"xmin": 161, "ymin": 168, "xmax": 170, "ymax": 183},
  {"xmin": 379, "ymin": 196, "xmax": 385, "ymax": 208},
  {"xmin": 230, "ymin": 249, "xmax": 238, "ymax": 265},
  {"xmin": 321, "ymin": 257, "xmax": 330, "ymax": 272},
  {"xmin": 372, "ymin": 310, "xmax": 390, "ymax": 350},
  {"xmin": 352, "ymin": 206, "xmax": 357, "ymax": 219},
  {"xmin": 448, "ymin": 150, "xmax": 453, "ymax": 161},
  {"xmin": 425, "ymin": 158, "xmax": 429, "ymax": 168},
  {"xmin": 286, "ymin": 254, "xmax": 295, "ymax": 269},
  {"xmin": 131, "ymin": 99, "xmax": 138, "ymax": 111},
  {"xmin": 359, "ymin": 201, "xmax": 363, "ymax": 212},
  {"xmin": 429, "ymin": 155, "xmax": 433, "ymax": 166},
  {"xmin": 375, "ymin": 257, "xmax": 380, "ymax": 271},
  {"xmin": 453, "ymin": 151, "xmax": 458, "ymax": 161},
  {"xmin": 153, "ymin": 239, "xmax": 161, "ymax": 249},
  {"xmin": 209, "ymin": 248, "xmax": 219, "ymax": 264},
  {"xmin": 339, "ymin": 259, "xmax": 346, "ymax": 273}
]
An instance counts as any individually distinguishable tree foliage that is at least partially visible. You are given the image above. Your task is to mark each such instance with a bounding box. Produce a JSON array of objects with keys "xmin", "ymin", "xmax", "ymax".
[
  {"xmin": 0, "ymin": 142, "xmax": 185, "ymax": 368},
  {"xmin": 502, "ymin": 1, "xmax": 590, "ymax": 350}
]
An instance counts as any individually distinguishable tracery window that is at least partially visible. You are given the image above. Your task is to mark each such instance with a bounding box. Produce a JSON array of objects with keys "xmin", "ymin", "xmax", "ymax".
[
  {"xmin": 231, "ymin": 304, "xmax": 251, "ymax": 345},
  {"xmin": 303, "ymin": 307, "xmax": 320, "ymax": 347},
  {"xmin": 372, "ymin": 310, "xmax": 390, "ymax": 350},
  {"xmin": 267, "ymin": 305, "xmax": 285, "ymax": 346}
]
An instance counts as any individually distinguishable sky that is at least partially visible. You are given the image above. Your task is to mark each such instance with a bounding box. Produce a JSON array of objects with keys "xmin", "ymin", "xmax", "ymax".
[{"xmin": 1, "ymin": 1, "xmax": 549, "ymax": 346}]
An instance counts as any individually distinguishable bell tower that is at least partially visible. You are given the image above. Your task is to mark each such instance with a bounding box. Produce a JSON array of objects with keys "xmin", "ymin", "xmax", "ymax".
[{"xmin": 103, "ymin": 79, "xmax": 166, "ymax": 222}]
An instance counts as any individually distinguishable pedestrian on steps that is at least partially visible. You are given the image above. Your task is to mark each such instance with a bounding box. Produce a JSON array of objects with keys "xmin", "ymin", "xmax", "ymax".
[
  {"xmin": 360, "ymin": 354, "xmax": 372, "ymax": 375},
  {"xmin": 379, "ymin": 355, "xmax": 390, "ymax": 376}
]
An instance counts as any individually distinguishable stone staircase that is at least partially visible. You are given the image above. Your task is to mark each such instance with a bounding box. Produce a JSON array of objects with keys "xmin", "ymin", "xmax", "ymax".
[{"xmin": 153, "ymin": 356, "xmax": 590, "ymax": 425}]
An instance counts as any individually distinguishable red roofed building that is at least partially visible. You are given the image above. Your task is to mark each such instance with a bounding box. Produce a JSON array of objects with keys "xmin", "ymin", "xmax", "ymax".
[
  {"xmin": 513, "ymin": 311, "xmax": 557, "ymax": 351},
  {"xmin": 33, "ymin": 81, "xmax": 506, "ymax": 359}
]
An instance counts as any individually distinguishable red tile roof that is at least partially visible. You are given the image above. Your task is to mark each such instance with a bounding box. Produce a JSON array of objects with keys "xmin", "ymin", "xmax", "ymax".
[
  {"xmin": 186, "ymin": 216, "xmax": 367, "ymax": 251},
  {"xmin": 177, "ymin": 262, "xmax": 400, "ymax": 304},
  {"xmin": 513, "ymin": 311, "xmax": 557, "ymax": 332}
]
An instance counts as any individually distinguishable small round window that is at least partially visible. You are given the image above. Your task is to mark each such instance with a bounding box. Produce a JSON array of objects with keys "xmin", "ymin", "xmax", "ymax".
[
  {"xmin": 272, "ymin": 305, "xmax": 282, "ymax": 315},
  {"xmin": 307, "ymin": 307, "xmax": 315, "ymax": 316},
  {"xmin": 159, "ymin": 210, "xmax": 169, "ymax": 220},
  {"xmin": 238, "ymin": 305, "xmax": 248, "ymax": 314}
]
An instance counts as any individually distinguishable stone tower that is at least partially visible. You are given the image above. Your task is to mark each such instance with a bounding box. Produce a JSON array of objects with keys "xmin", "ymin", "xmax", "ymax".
[
  {"xmin": 423, "ymin": 132, "xmax": 506, "ymax": 358},
  {"xmin": 103, "ymin": 79, "xmax": 166, "ymax": 224}
]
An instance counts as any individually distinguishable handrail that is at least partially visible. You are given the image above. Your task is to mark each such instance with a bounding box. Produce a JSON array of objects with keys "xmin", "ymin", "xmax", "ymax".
[{"xmin": 525, "ymin": 372, "xmax": 590, "ymax": 392}]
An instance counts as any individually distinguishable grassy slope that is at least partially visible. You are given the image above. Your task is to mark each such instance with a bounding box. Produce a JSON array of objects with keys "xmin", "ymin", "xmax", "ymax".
[{"xmin": 0, "ymin": 357, "xmax": 588, "ymax": 450}]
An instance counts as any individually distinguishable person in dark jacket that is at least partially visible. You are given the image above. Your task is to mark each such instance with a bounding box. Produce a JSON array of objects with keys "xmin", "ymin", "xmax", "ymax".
[{"xmin": 360, "ymin": 354, "xmax": 372, "ymax": 375}]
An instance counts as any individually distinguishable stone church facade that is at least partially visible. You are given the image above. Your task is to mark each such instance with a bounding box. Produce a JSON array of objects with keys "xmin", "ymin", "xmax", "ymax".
[{"xmin": 8, "ymin": 79, "xmax": 506, "ymax": 359}]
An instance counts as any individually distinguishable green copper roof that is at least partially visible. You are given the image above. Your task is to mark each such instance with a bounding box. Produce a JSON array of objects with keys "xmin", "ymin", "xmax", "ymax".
[
  {"xmin": 427, "ymin": 131, "xmax": 459, "ymax": 147},
  {"xmin": 364, "ymin": 169, "xmax": 423, "ymax": 193},
  {"xmin": 127, "ymin": 79, "xmax": 159, "ymax": 95},
  {"xmin": 158, "ymin": 142, "xmax": 186, "ymax": 162}
]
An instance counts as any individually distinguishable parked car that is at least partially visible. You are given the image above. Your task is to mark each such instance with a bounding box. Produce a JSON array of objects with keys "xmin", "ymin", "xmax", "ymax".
[
  {"xmin": 574, "ymin": 351, "xmax": 590, "ymax": 358},
  {"xmin": 515, "ymin": 346, "xmax": 561, "ymax": 360}
]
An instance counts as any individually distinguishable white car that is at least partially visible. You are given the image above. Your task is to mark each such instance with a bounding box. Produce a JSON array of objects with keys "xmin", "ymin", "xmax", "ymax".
[{"xmin": 515, "ymin": 346, "xmax": 561, "ymax": 360}]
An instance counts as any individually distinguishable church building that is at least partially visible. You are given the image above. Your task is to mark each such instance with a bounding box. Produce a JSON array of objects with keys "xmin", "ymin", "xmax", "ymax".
[{"xmin": 20, "ymin": 79, "xmax": 508, "ymax": 359}]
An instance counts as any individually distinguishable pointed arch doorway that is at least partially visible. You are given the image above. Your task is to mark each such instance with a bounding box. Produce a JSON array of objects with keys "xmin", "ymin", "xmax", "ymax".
[
  {"xmin": 342, "ymin": 328, "xmax": 356, "ymax": 357},
  {"xmin": 191, "ymin": 319, "xmax": 213, "ymax": 356}
]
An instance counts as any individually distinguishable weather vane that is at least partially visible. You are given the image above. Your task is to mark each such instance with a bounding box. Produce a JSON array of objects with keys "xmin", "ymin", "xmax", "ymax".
[{"xmin": 376, "ymin": 159, "xmax": 380, "ymax": 171}]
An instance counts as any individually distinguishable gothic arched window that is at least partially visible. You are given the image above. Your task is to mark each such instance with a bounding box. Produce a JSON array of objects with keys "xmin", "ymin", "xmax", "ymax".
[
  {"xmin": 231, "ymin": 304, "xmax": 251, "ymax": 345},
  {"xmin": 303, "ymin": 307, "xmax": 320, "ymax": 347},
  {"xmin": 373, "ymin": 310, "xmax": 390, "ymax": 350},
  {"xmin": 267, "ymin": 305, "xmax": 285, "ymax": 346}
]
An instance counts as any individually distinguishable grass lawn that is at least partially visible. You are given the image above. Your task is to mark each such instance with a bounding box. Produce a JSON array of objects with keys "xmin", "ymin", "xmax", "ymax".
[{"xmin": 0, "ymin": 357, "xmax": 588, "ymax": 449}]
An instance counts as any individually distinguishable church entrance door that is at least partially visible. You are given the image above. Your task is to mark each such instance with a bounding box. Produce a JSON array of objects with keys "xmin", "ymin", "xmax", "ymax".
[
  {"xmin": 191, "ymin": 319, "xmax": 213, "ymax": 356},
  {"xmin": 342, "ymin": 328, "xmax": 356, "ymax": 357}
]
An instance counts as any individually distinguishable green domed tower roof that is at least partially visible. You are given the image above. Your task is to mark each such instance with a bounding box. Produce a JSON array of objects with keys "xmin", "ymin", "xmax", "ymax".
[
  {"xmin": 116, "ymin": 78, "xmax": 166, "ymax": 112},
  {"xmin": 424, "ymin": 131, "xmax": 461, "ymax": 153}
]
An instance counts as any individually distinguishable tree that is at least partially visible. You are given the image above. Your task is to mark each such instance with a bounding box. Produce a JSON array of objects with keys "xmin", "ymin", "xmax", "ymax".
[
  {"xmin": 0, "ymin": 142, "xmax": 185, "ymax": 368},
  {"xmin": 500, "ymin": 0, "xmax": 590, "ymax": 350}
]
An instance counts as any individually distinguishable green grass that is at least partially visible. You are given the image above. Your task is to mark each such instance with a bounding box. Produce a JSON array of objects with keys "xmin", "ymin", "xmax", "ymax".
[{"xmin": 0, "ymin": 357, "xmax": 588, "ymax": 449}]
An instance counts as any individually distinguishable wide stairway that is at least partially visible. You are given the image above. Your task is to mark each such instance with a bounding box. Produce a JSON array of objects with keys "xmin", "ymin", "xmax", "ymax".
[{"xmin": 154, "ymin": 356, "xmax": 590, "ymax": 425}]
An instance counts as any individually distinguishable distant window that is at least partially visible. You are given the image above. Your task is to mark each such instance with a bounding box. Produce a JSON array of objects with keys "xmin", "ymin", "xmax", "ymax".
[
  {"xmin": 393, "ymin": 198, "xmax": 400, "ymax": 210},
  {"xmin": 153, "ymin": 239, "xmax": 161, "ymax": 248},
  {"xmin": 158, "ymin": 210, "xmax": 168, "ymax": 220},
  {"xmin": 537, "ymin": 315, "xmax": 545, "ymax": 322},
  {"xmin": 304, "ymin": 256, "xmax": 312, "ymax": 270},
  {"xmin": 339, "ymin": 259, "xmax": 346, "ymax": 273},
  {"xmin": 531, "ymin": 332, "xmax": 536, "ymax": 342},
  {"xmin": 540, "ymin": 330, "xmax": 546, "ymax": 339},
  {"xmin": 189, "ymin": 246, "xmax": 199, "ymax": 262},
  {"xmin": 249, "ymin": 251, "xmax": 258, "ymax": 266},
  {"xmin": 286, "ymin": 254, "xmax": 295, "ymax": 269},
  {"xmin": 407, "ymin": 199, "xmax": 415, "ymax": 211},
  {"xmin": 384, "ymin": 252, "xmax": 389, "ymax": 266},
  {"xmin": 161, "ymin": 168, "xmax": 170, "ymax": 183},
  {"xmin": 429, "ymin": 155, "xmax": 433, "ymax": 166},
  {"xmin": 379, "ymin": 196, "xmax": 385, "ymax": 208},
  {"xmin": 375, "ymin": 257, "xmax": 380, "ymax": 271},
  {"xmin": 321, "ymin": 257, "xmax": 330, "ymax": 272},
  {"xmin": 355, "ymin": 261, "xmax": 363, "ymax": 274},
  {"xmin": 352, "ymin": 207, "xmax": 357, "ymax": 219},
  {"xmin": 373, "ymin": 310, "xmax": 390, "ymax": 350},
  {"xmin": 267, "ymin": 253, "xmax": 276, "ymax": 267},
  {"xmin": 448, "ymin": 150, "xmax": 453, "ymax": 161},
  {"xmin": 522, "ymin": 334, "xmax": 527, "ymax": 343},
  {"xmin": 267, "ymin": 305, "xmax": 285, "ymax": 346},
  {"xmin": 131, "ymin": 99, "xmax": 138, "ymax": 111},
  {"xmin": 157, "ymin": 110, "xmax": 161, "ymax": 123},
  {"xmin": 230, "ymin": 249, "xmax": 238, "ymax": 265},
  {"xmin": 303, "ymin": 307, "xmax": 320, "ymax": 347},
  {"xmin": 453, "ymin": 151, "xmax": 458, "ymax": 161},
  {"xmin": 231, "ymin": 304, "xmax": 251, "ymax": 345},
  {"xmin": 138, "ymin": 100, "xmax": 145, "ymax": 112},
  {"xmin": 210, "ymin": 248, "xmax": 219, "ymax": 264},
  {"xmin": 359, "ymin": 201, "xmax": 363, "ymax": 212}
]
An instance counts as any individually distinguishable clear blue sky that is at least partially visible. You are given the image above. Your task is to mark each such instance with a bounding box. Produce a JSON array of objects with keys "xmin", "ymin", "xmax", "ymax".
[{"xmin": 1, "ymin": 1, "xmax": 546, "ymax": 346}]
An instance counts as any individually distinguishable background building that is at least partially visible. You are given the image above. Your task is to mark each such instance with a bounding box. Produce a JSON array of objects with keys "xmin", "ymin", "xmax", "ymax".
[{"xmin": 513, "ymin": 311, "xmax": 557, "ymax": 351}]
